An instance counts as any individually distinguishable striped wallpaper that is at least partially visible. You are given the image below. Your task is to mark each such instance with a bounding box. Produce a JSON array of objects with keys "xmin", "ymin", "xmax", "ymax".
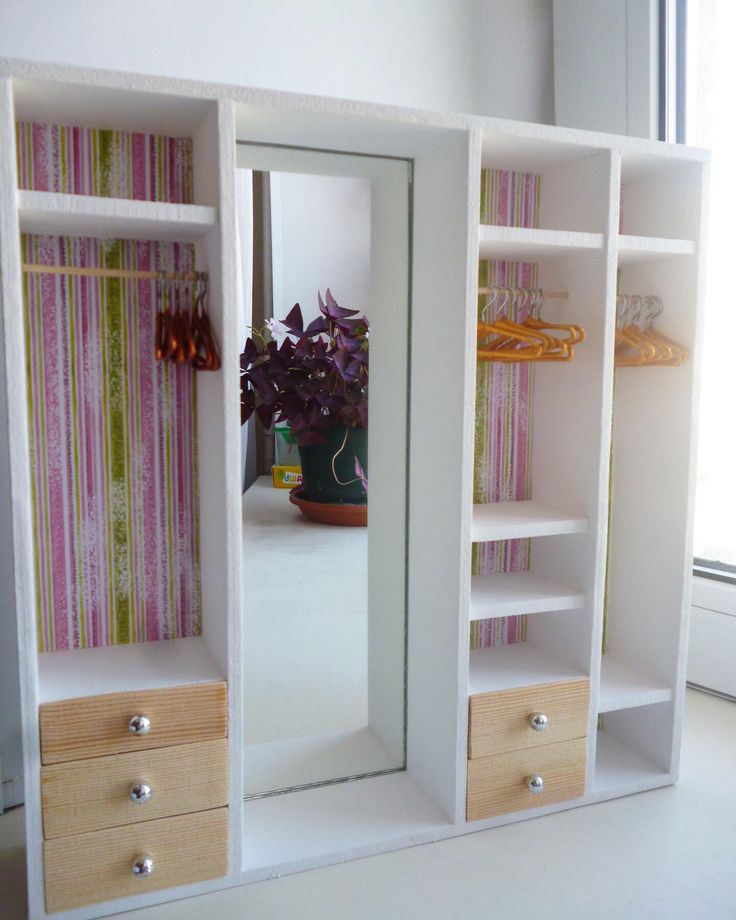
[
  {"xmin": 471, "ymin": 169, "xmax": 539, "ymax": 649},
  {"xmin": 16, "ymin": 122, "xmax": 193, "ymax": 203},
  {"xmin": 24, "ymin": 235, "xmax": 201, "ymax": 652}
]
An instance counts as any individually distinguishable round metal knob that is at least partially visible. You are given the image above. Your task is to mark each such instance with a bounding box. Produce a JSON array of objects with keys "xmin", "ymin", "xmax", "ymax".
[
  {"xmin": 529, "ymin": 712, "xmax": 549, "ymax": 732},
  {"xmin": 129, "ymin": 782, "xmax": 153, "ymax": 804},
  {"xmin": 128, "ymin": 714, "xmax": 151, "ymax": 736},
  {"xmin": 132, "ymin": 855, "xmax": 155, "ymax": 878},
  {"xmin": 526, "ymin": 774, "xmax": 545, "ymax": 794}
]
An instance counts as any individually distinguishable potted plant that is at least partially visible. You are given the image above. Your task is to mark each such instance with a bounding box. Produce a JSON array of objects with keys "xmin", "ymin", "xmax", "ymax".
[{"xmin": 240, "ymin": 289, "xmax": 368, "ymax": 508}]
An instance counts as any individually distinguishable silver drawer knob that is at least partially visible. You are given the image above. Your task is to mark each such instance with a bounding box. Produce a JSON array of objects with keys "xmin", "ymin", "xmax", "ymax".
[
  {"xmin": 129, "ymin": 782, "xmax": 153, "ymax": 804},
  {"xmin": 128, "ymin": 714, "xmax": 151, "ymax": 736},
  {"xmin": 132, "ymin": 855, "xmax": 155, "ymax": 878},
  {"xmin": 529, "ymin": 712, "xmax": 549, "ymax": 732},
  {"xmin": 526, "ymin": 774, "xmax": 545, "ymax": 794}
]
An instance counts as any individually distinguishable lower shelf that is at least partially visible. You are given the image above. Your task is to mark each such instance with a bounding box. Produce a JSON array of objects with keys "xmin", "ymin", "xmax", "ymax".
[
  {"xmin": 470, "ymin": 572, "xmax": 585, "ymax": 620},
  {"xmin": 469, "ymin": 642, "xmax": 586, "ymax": 695},
  {"xmin": 598, "ymin": 656, "xmax": 673, "ymax": 712},
  {"xmin": 241, "ymin": 772, "xmax": 449, "ymax": 873},
  {"xmin": 244, "ymin": 728, "xmax": 398, "ymax": 797}
]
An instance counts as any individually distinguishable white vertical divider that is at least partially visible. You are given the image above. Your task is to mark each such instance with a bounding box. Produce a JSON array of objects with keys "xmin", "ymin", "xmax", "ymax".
[
  {"xmin": 194, "ymin": 98, "xmax": 244, "ymax": 871},
  {"xmin": 0, "ymin": 77, "xmax": 45, "ymax": 919},
  {"xmin": 664, "ymin": 157, "xmax": 709, "ymax": 779},
  {"xmin": 408, "ymin": 127, "xmax": 478, "ymax": 823},
  {"xmin": 586, "ymin": 148, "xmax": 622, "ymax": 789}
]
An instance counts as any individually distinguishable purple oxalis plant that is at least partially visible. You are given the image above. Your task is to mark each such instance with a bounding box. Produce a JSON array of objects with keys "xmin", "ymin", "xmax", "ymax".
[{"xmin": 240, "ymin": 289, "xmax": 369, "ymax": 447}]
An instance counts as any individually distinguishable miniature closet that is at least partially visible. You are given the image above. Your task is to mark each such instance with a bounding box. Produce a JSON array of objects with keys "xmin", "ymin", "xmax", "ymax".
[{"xmin": 0, "ymin": 59, "xmax": 706, "ymax": 920}]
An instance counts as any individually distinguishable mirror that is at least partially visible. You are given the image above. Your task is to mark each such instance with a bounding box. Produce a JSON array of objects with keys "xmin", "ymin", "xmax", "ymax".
[{"xmin": 236, "ymin": 144, "xmax": 411, "ymax": 797}]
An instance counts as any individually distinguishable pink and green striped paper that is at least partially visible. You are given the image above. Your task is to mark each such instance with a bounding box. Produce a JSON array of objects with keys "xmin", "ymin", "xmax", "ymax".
[
  {"xmin": 16, "ymin": 121, "xmax": 193, "ymax": 203},
  {"xmin": 23, "ymin": 234, "xmax": 201, "ymax": 652},
  {"xmin": 471, "ymin": 169, "xmax": 540, "ymax": 649}
]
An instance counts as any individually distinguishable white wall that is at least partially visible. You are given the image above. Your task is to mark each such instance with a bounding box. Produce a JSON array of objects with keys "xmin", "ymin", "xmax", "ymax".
[
  {"xmin": 0, "ymin": 0, "xmax": 553, "ymax": 122},
  {"xmin": 553, "ymin": 0, "xmax": 658, "ymax": 138}
]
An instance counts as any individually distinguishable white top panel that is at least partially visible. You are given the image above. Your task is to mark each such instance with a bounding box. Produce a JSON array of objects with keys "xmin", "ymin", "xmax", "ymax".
[
  {"xmin": 470, "ymin": 572, "xmax": 585, "ymax": 620},
  {"xmin": 37, "ymin": 636, "xmax": 224, "ymax": 703},
  {"xmin": 0, "ymin": 57, "xmax": 710, "ymax": 165},
  {"xmin": 18, "ymin": 190, "xmax": 217, "ymax": 243},
  {"xmin": 471, "ymin": 500, "xmax": 590, "ymax": 542},
  {"xmin": 478, "ymin": 226, "xmax": 603, "ymax": 260}
]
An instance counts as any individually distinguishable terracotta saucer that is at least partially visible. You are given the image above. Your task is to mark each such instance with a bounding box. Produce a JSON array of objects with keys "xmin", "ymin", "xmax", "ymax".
[{"xmin": 289, "ymin": 487, "xmax": 367, "ymax": 527}]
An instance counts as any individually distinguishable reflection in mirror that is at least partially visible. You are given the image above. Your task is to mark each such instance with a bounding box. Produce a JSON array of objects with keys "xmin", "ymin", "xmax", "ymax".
[{"xmin": 236, "ymin": 151, "xmax": 410, "ymax": 798}]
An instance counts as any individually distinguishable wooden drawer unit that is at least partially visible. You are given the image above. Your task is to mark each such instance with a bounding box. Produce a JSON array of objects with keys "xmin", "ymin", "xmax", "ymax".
[
  {"xmin": 43, "ymin": 807, "xmax": 228, "ymax": 913},
  {"xmin": 39, "ymin": 681, "xmax": 227, "ymax": 764},
  {"xmin": 41, "ymin": 738, "xmax": 228, "ymax": 838},
  {"xmin": 468, "ymin": 678, "xmax": 589, "ymax": 759},
  {"xmin": 467, "ymin": 736, "xmax": 587, "ymax": 821}
]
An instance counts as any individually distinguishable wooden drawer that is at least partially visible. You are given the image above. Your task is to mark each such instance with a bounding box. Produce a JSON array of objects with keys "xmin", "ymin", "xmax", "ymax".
[
  {"xmin": 467, "ymin": 736, "xmax": 586, "ymax": 821},
  {"xmin": 468, "ymin": 678, "xmax": 589, "ymax": 759},
  {"xmin": 44, "ymin": 807, "xmax": 228, "ymax": 913},
  {"xmin": 41, "ymin": 738, "xmax": 228, "ymax": 838},
  {"xmin": 39, "ymin": 681, "xmax": 227, "ymax": 765}
]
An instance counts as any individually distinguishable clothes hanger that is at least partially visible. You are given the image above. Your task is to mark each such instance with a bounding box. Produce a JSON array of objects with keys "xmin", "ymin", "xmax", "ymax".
[
  {"xmin": 477, "ymin": 289, "xmax": 550, "ymax": 361},
  {"xmin": 191, "ymin": 272, "xmax": 222, "ymax": 371},
  {"xmin": 523, "ymin": 288, "xmax": 585, "ymax": 359}
]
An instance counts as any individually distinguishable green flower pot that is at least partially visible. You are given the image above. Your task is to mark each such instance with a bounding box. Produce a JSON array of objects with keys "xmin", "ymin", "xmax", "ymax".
[{"xmin": 298, "ymin": 425, "xmax": 367, "ymax": 504}]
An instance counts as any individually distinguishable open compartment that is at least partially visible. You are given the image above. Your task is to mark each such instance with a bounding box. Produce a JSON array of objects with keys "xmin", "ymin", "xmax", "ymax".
[
  {"xmin": 603, "ymin": 253, "xmax": 699, "ymax": 701},
  {"xmin": 594, "ymin": 701, "xmax": 674, "ymax": 797},
  {"xmin": 12, "ymin": 78, "xmax": 221, "ymax": 207},
  {"xmin": 480, "ymin": 133, "xmax": 612, "ymax": 234},
  {"xmin": 619, "ymin": 150, "xmax": 705, "ymax": 241}
]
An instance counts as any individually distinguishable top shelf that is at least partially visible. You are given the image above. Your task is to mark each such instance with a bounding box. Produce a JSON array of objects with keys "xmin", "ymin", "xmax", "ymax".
[
  {"xmin": 17, "ymin": 190, "xmax": 218, "ymax": 243},
  {"xmin": 478, "ymin": 225, "xmax": 604, "ymax": 261},
  {"xmin": 472, "ymin": 500, "xmax": 590, "ymax": 542}
]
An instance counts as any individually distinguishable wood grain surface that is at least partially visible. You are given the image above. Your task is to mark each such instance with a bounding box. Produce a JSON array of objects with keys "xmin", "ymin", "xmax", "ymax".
[
  {"xmin": 468, "ymin": 678, "xmax": 589, "ymax": 759},
  {"xmin": 467, "ymin": 736, "xmax": 587, "ymax": 821},
  {"xmin": 39, "ymin": 681, "xmax": 227, "ymax": 764},
  {"xmin": 43, "ymin": 807, "xmax": 228, "ymax": 912},
  {"xmin": 41, "ymin": 738, "xmax": 228, "ymax": 838}
]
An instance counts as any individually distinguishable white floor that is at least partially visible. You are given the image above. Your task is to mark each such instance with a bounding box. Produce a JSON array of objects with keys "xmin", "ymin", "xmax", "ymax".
[{"xmin": 2, "ymin": 689, "xmax": 735, "ymax": 919}]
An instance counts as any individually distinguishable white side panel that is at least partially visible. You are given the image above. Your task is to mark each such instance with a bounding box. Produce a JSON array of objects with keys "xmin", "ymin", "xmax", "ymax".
[
  {"xmin": 0, "ymin": 77, "xmax": 44, "ymax": 919},
  {"xmin": 194, "ymin": 99, "xmax": 244, "ymax": 873}
]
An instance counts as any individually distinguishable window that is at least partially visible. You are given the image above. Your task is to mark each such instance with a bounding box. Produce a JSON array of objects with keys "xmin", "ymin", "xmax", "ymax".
[{"xmin": 687, "ymin": 0, "xmax": 736, "ymax": 573}]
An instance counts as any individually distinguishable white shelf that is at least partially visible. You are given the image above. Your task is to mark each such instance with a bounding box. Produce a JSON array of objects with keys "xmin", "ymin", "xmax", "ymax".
[
  {"xmin": 470, "ymin": 572, "xmax": 585, "ymax": 620},
  {"xmin": 471, "ymin": 500, "xmax": 589, "ymax": 542},
  {"xmin": 598, "ymin": 657, "xmax": 673, "ymax": 713},
  {"xmin": 37, "ymin": 636, "xmax": 224, "ymax": 703},
  {"xmin": 468, "ymin": 642, "xmax": 586, "ymax": 695},
  {"xmin": 617, "ymin": 234, "xmax": 695, "ymax": 265},
  {"xmin": 245, "ymin": 728, "xmax": 396, "ymax": 798},
  {"xmin": 594, "ymin": 730, "xmax": 670, "ymax": 796},
  {"xmin": 18, "ymin": 189, "xmax": 218, "ymax": 242},
  {"xmin": 478, "ymin": 225, "xmax": 603, "ymax": 260},
  {"xmin": 242, "ymin": 772, "xmax": 448, "ymax": 873}
]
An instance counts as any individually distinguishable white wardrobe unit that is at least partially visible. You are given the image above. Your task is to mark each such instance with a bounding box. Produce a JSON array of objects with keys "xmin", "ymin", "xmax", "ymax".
[{"xmin": 0, "ymin": 58, "xmax": 707, "ymax": 920}]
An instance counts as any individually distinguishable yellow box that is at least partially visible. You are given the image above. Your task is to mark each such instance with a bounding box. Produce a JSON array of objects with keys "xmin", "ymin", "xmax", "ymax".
[{"xmin": 272, "ymin": 465, "xmax": 303, "ymax": 489}]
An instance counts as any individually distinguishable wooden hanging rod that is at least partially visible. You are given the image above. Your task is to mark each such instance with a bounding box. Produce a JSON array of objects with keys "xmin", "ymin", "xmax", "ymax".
[
  {"xmin": 21, "ymin": 264, "xmax": 205, "ymax": 282},
  {"xmin": 478, "ymin": 285, "xmax": 568, "ymax": 300}
]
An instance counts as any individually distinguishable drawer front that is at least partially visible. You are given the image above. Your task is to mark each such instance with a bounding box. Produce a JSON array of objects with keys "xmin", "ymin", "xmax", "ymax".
[
  {"xmin": 40, "ymin": 681, "xmax": 227, "ymax": 764},
  {"xmin": 42, "ymin": 738, "xmax": 228, "ymax": 838},
  {"xmin": 467, "ymin": 736, "xmax": 586, "ymax": 821},
  {"xmin": 468, "ymin": 678, "xmax": 589, "ymax": 759},
  {"xmin": 44, "ymin": 807, "xmax": 228, "ymax": 913}
]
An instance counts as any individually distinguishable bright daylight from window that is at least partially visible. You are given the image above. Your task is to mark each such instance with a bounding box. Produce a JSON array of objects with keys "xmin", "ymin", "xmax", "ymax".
[{"xmin": 690, "ymin": 0, "xmax": 736, "ymax": 566}]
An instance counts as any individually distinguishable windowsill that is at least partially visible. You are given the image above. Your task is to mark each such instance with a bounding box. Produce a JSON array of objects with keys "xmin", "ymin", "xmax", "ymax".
[{"xmin": 692, "ymin": 575, "xmax": 736, "ymax": 617}]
